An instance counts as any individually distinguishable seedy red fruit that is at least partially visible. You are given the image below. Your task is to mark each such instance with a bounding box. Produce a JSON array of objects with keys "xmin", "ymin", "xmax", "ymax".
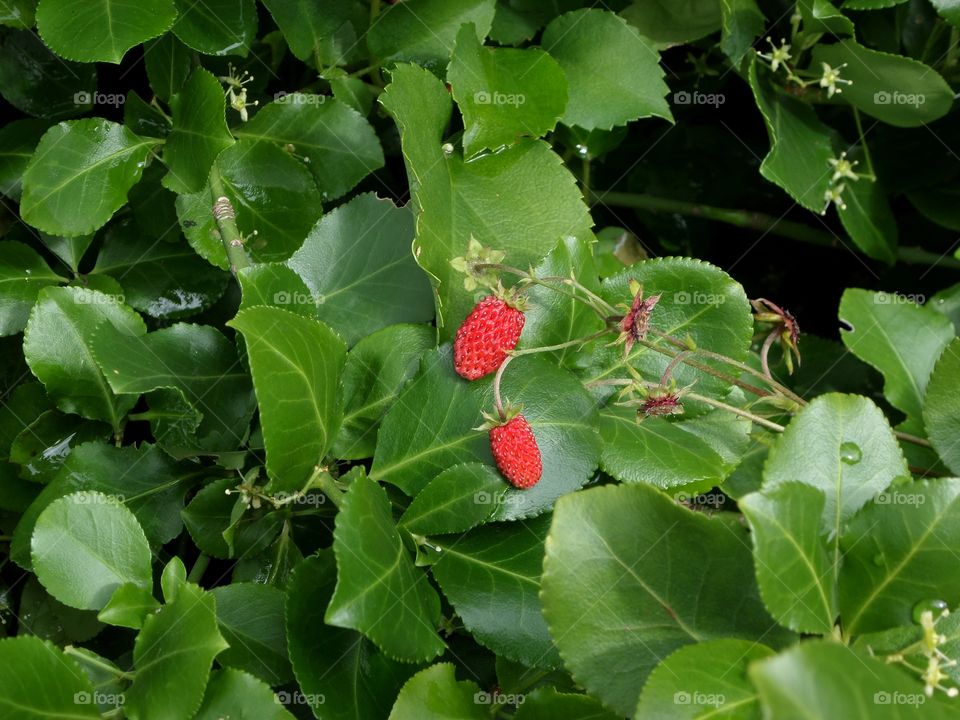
[
  {"xmin": 454, "ymin": 296, "xmax": 525, "ymax": 380},
  {"xmin": 489, "ymin": 414, "xmax": 542, "ymax": 489}
]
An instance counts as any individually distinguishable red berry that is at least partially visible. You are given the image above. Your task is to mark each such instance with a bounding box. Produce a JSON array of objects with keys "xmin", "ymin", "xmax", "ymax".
[
  {"xmin": 453, "ymin": 296, "xmax": 525, "ymax": 380},
  {"xmin": 489, "ymin": 414, "xmax": 542, "ymax": 489}
]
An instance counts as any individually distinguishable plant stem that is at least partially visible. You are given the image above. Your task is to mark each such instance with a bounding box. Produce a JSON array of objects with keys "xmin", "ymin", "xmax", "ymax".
[
  {"xmin": 209, "ymin": 169, "xmax": 250, "ymax": 274},
  {"xmin": 63, "ymin": 646, "xmax": 134, "ymax": 681},
  {"xmin": 852, "ymin": 107, "xmax": 876, "ymax": 178},
  {"xmin": 581, "ymin": 156, "xmax": 591, "ymax": 198},
  {"xmin": 594, "ymin": 190, "xmax": 960, "ymax": 269},
  {"xmin": 759, "ymin": 329, "xmax": 779, "ymax": 381},
  {"xmin": 187, "ymin": 553, "xmax": 210, "ymax": 583},
  {"xmin": 635, "ymin": 339, "xmax": 772, "ymax": 398},
  {"xmin": 686, "ymin": 391, "xmax": 786, "ymax": 433},
  {"xmin": 314, "ymin": 469, "xmax": 345, "ymax": 509},
  {"xmin": 473, "ymin": 263, "xmax": 617, "ymax": 318},
  {"xmin": 894, "ymin": 430, "xmax": 933, "ymax": 449}
]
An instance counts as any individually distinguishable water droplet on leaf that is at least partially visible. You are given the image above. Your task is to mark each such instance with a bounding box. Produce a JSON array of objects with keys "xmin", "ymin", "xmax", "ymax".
[
  {"xmin": 839, "ymin": 441, "xmax": 862, "ymax": 465},
  {"xmin": 913, "ymin": 598, "xmax": 949, "ymax": 624}
]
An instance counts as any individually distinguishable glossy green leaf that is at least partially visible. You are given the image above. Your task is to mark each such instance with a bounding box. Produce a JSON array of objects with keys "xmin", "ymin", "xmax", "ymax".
[
  {"xmin": 367, "ymin": 0, "xmax": 496, "ymax": 69},
  {"xmin": 326, "ymin": 474, "xmax": 445, "ymax": 662},
  {"xmin": 163, "ymin": 68, "xmax": 235, "ymax": 194},
  {"xmin": 740, "ymin": 483, "xmax": 838, "ymax": 634},
  {"xmin": 212, "ymin": 583, "xmax": 292, "ymax": 686},
  {"xmin": 0, "ymin": 119, "xmax": 50, "ymax": 200},
  {"xmin": 750, "ymin": 640, "xmax": 955, "ymax": 718},
  {"xmin": 814, "ymin": 41, "xmax": 954, "ymax": 128},
  {"xmin": 432, "ymin": 514, "xmax": 560, "ymax": 668},
  {"xmin": 236, "ymin": 94, "xmax": 383, "ymax": 201},
  {"xmin": 0, "ymin": 636, "xmax": 99, "ymax": 719},
  {"xmin": 924, "ymin": 338, "xmax": 960, "ymax": 475},
  {"xmin": 21, "ymin": 119, "xmax": 159, "ymax": 236},
  {"xmin": 836, "ymin": 161, "xmax": 898, "ymax": 264},
  {"xmin": 840, "ymin": 478, "xmax": 960, "ymax": 635},
  {"xmin": 8, "ymin": 410, "xmax": 110, "ymax": 482},
  {"xmin": 287, "ymin": 550, "xmax": 416, "ymax": 720},
  {"xmin": 448, "ymin": 24, "xmax": 566, "ymax": 156},
  {"xmin": 372, "ymin": 347, "xmax": 601, "ymax": 520},
  {"xmin": 541, "ymin": 483, "xmax": 789, "ymax": 716},
  {"xmin": 125, "ymin": 581, "xmax": 229, "ymax": 720},
  {"xmin": 39, "ymin": 232, "xmax": 93, "ymax": 272},
  {"xmin": 381, "ymin": 62, "xmax": 591, "ymax": 336},
  {"xmin": 333, "ymin": 323, "xmax": 435, "ymax": 459},
  {"xmin": 839, "ymin": 289, "xmax": 954, "ymax": 419},
  {"xmin": 261, "ymin": 0, "xmax": 363, "ymax": 66},
  {"xmin": 514, "ymin": 687, "xmax": 619, "ymax": 720},
  {"xmin": 542, "ymin": 9, "xmax": 671, "ymax": 130},
  {"xmin": 399, "ymin": 463, "xmax": 505, "ymax": 535},
  {"xmin": 747, "ymin": 55, "xmax": 833, "ymax": 212},
  {"xmin": 931, "ymin": 0, "xmax": 960, "ymax": 27},
  {"xmin": 720, "ymin": 0, "xmax": 765, "ymax": 66},
  {"xmin": 635, "ymin": 639, "xmax": 774, "ymax": 720},
  {"xmin": 797, "ymin": 0, "xmax": 854, "ymax": 35},
  {"xmin": 16, "ymin": 576, "xmax": 103, "ymax": 644},
  {"xmin": 172, "ymin": 0, "xmax": 256, "ymax": 57},
  {"xmin": 763, "ymin": 393, "xmax": 908, "ymax": 538},
  {"xmin": 388, "ymin": 663, "xmax": 487, "ymax": 720},
  {"xmin": 23, "ymin": 286, "xmax": 146, "ymax": 430},
  {"xmin": 0, "ymin": 30, "xmax": 95, "ymax": 120},
  {"xmin": 98, "ymin": 582, "xmax": 160, "ymax": 629},
  {"xmin": 0, "ymin": 241, "xmax": 63, "ymax": 336},
  {"xmin": 287, "ymin": 193, "xmax": 433, "ymax": 345},
  {"xmin": 144, "ymin": 33, "xmax": 192, "ymax": 102},
  {"xmin": 196, "ymin": 669, "xmax": 295, "ymax": 720},
  {"xmin": 36, "ymin": 0, "xmax": 176, "ymax": 63},
  {"xmin": 600, "ymin": 407, "xmax": 751, "ymax": 491},
  {"xmin": 621, "ymin": 0, "xmax": 722, "ymax": 45},
  {"xmin": 177, "ymin": 140, "xmax": 323, "ymax": 267},
  {"xmin": 181, "ymin": 477, "xmax": 283, "ymax": 560},
  {"xmin": 229, "ymin": 307, "xmax": 347, "ymax": 493},
  {"xmin": 31, "ymin": 492, "xmax": 152, "ymax": 610}
]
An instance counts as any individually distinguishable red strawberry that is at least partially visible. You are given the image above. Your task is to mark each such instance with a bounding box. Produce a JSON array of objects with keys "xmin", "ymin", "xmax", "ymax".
[
  {"xmin": 489, "ymin": 414, "xmax": 542, "ymax": 489},
  {"xmin": 454, "ymin": 295, "xmax": 525, "ymax": 380}
]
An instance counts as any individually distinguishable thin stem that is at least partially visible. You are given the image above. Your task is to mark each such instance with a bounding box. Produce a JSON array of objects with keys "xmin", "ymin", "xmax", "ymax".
[
  {"xmin": 760, "ymin": 329, "xmax": 779, "ymax": 381},
  {"xmin": 187, "ymin": 554, "xmax": 210, "ymax": 584},
  {"xmin": 581, "ymin": 156, "xmax": 591, "ymax": 198},
  {"xmin": 315, "ymin": 470, "xmax": 345, "ymax": 509},
  {"xmin": 686, "ymin": 391, "xmax": 786, "ymax": 433},
  {"xmin": 635, "ymin": 339, "xmax": 771, "ymax": 398},
  {"xmin": 538, "ymin": 275, "xmax": 619, "ymax": 315},
  {"xmin": 852, "ymin": 107, "xmax": 875, "ymax": 179},
  {"xmin": 894, "ymin": 430, "xmax": 933, "ymax": 449},
  {"xmin": 473, "ymin": 263, "xmax": 616, "ymax": 319},
  {"xmin": 659, "ymin": 351, "xmax": 690, "ymax": 386},
  {"xmin": 209, "ymin": 169, "xmax": 251, "ymax": 274},
  {"xmin": 492, "ymin": 354, "xmax": 514, "ymax": 420},
  {"xmin": 594, "ymin": 190, "xmax": 960, "ymax": 269}
]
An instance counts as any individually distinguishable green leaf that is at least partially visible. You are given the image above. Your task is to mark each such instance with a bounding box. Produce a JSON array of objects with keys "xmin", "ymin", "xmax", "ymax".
[
  {"xmin": 12, "ymin": 441, "xmax": 201, "ymax": 568},
  {"xmin": 163, "ymin": 69, "xmax": 235, "ymax": 194},
  {"xmin": 177, "ymin": 140, "xmax": 323, "ymax": 267},
  {"xmin": 542, "ymin": 9, "xmax": 671, "ymax": 130},
  {"xmin": 229, "ymin": 307, "xmax": 347, "ymax": 493},
  {"xmin": 720, "ymin": 0, "xmax": 765, "ymax": 66},
  {"xmin": 399, "ymin": 463, "xmax": 505, "ymax": 535},
  {"xmin": 36, "ymin": 0, "xmax": 176, "ymax": 63},
  {"xmin": 381, "ymin": 62, "xmax": 591, "ymax": 336},
  {"xmin": 326, "ymin": 474, "xmax": 445, "ymax": 662},
  {"xmin": 261, "ymin": 0, "xmax": 364, "ymax": 66},
  {"xmin": 814, "ymin": 41, "xmax": 955, "ymax": 127},
  {"xmin": 31, "ymin": 492, "xmax": 152, "ymax": 610},
  {"xmin": 8, "ymin": 411, "xmax": 110, "ymax": 483},
  {"xmin": 931, "ymin": 0, "xmax": 960, "ymax": 27},
  {"xmin": 333, "ymin": 323, "xmax": 436, "ymax": 459},
  {"xmin": 388, "ymin": 663, "xmax": 487, "ymax": 720},
  {"xmin": 621, "ymin": 0, "xmax": 723, "ymax": 45},
  {"xmin": 181, "ymin": 477, "xmax": 282, "ymax": 559},
  {"xmin": 448, "ymin": 24, "xmax": 566, "ymax": 156},
  {"xmin": 432, "ymin": 514, "xmax": 560, "ymax": 668},
  {"xmin": 124, "ymin": 89, "xmax": 172, "ymax": 138},
  {"xmin": 286, "ymin": 193, "xmax": 434, "ymax": 345},
  {"xmin": 125, "ymin": 582, "xmax": 229, "ymax": 720},
  {"xmin": 0, "ymin": 30, "xmax": 96, "ymax": 120},
  {"xmin": 513, "ymin": 687, "xmax": 619, "ymax": 720},
  {"xmin": 235, "ymin": 94, "xmax": 383, "ymax": 201},
  {"xmin": 196, "ymin": 669, "xmax": 295, "ymax": 720},
  {"xmin": 924, "ymin": 338, "xmax": 960, "ymax": 475},
  {"xmin": 839, "ymin": 289, "xmax": 954, "ymax": 419},
  {"xmin": 211, "ymin": 583, "xmax": 292, "ymax": 686},
  {"xmin": 98, "ymin": 582, "xmax": 160, "ymax": 629},
  {"xmin": 747, "ymin": 55, "xmax": 833, "ymax": 212},
  {"xmin": 23, "ymin": 286, "xmax": 146, "ymax": 430},
  {"xmin": 600, "ymin": 407, "xmax": 751, "ymax": 491},
  {"xmin": 797, "ymin": 0, "xmax": 854, "ymax": 35},
  {"xmin": 20, "ymin": 119, "xmax": 160, "ymax": 236},
  {"xmin": 0, "ymin": 119, "xmax": 50, "ymax": 200},
  {"xmin": 541, "ymin": 483, "xmax": 790, "ymax": 717},
  {"xmin": 172, "ymin": 0, "xmax": 256, "ymax": 57},
  {"xmin": 840, "ymin": 478, "xmax": 960, "ymax": 635},
  {"xmin": 587, "ymin": 257, "xmax": 754, "ymax": 398},
  {"xmin": 90, "ymin": 322, "xmax": 255, "ymax": 454},
  {"xmin": 287, "ymin": 550, "xmax": 416, "ymax": 720},
  {"xmin": 372, "ymin": 347, "xmax": 601, "ymax": 520},
  {"xmin": 0, "ymin": 241, "xmax": 63, "ymax": 336},
  {"xmin": 740, "ymin": 483, "xmax": 838, "ymax": 634},
  {"xmin": 635, "ymin": 639, "xmax": 774, "ymax": 719},
  {"xmin": 0, "ymin": 636, "xmax": 99, "ymax": 719},
  {"xmin": 367, "ymin": 0, "xmax": 496, "ymax": 69},
  {"xmin": 750, "ymin": 640, "xmax": 955, "ymax": 718},
  {"xmin": 17, "ymin": 576, "xmax": 103, "ymax": 644},
  {"xmin": 0, "ymin": 0, "xmax": 35, "ymax": 28},
  {"xmin": 836, "ymin": 172, "xmax": 898, "ymax": 264},
  {"xmin": 144, "ymin": 33, "xmax": 192, "ymax": 102},
  {"xmin": 39, "ymin": 232, "xmax": 93, "ymax": 273}
]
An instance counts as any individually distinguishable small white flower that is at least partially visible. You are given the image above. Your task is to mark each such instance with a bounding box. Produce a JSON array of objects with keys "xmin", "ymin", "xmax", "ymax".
[
  {"xmin": 759, "ymin": 37, "xmax": 792, "ymax": 72},
  {"xmin": 828, "ymin": 152, "xmax": 859, "ymax": 183},
  {"xmin": 823, "ymin": 184, "xmax": 847, "ymax": 212},
  {"xmin": 819, "ymin": 62, "xmax": 851, "ymax": 98}
]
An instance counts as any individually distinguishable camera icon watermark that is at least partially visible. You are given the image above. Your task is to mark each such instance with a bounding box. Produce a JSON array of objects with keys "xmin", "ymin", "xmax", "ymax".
[
  {"xmin": 874, "ymin": 691, "xmax": 925, "ymax": 706},
  {"xmin": 673, "ymin": 691, "xmax": 725, "ymax": 707},
  {"xmin": 74, "ymin": 691, "xmax": 125, "ymax": 707},
  {"xmin": 74, "ymin": 91, "xmax": 126, "ymax": 108},
  {"xmin": 474, "ymin": 692, "xmax": 525, "ymax": 706},
  {"xmin": 873, "ymin": 90, "xmax": 925, "ymax": 107},
  {"xmin": 875, "ymin": 491, "xmax": 926, "ymax": 507},
  {"xmin": 72, "ymin": 491, "xmax": 126, "ymax": 505},
  {"xmin": 673, "ymin": 291, "xmax": 726, "ymax": 306},
  {"xmin": 275, "ymin": 690, "xmax": 325, "ymax": 707},
  {"xmin": 273, "ymin": 290, "xmax": 325, "ymax": 307},
  {"xmin": 274, "ymin": 91, "xmax": 326, "ymax": 105},
  {"xmin": 473, "ymin": 90, "xmax": 526, "ymax": 107},
  {"xmin": 674, "ymin": 491, "xmax": 726, "ymax": 508},
  {"xmin": 673, "ymin": 90, "xmax": 725, "ymax": 107},
  {"xmin": 75, "ymin": 291, "xmax": 125, "ymax": 305},
  {"xmin": 874, "ymin": 292, "xmax": 925, "ymax": 305}
]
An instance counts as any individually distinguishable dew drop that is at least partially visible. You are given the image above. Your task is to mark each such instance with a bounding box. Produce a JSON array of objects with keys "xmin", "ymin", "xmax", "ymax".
[
  {"xmin": 574, "ymin": 143, "xmax": 589, "ymax": 157},
  {"xmin": 912, "ymin": 598, "xmax": 949, "ymax": 624},
  {"xmin": 839, "ymin": 441, "xmax": 862, "ymax": 465}
]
